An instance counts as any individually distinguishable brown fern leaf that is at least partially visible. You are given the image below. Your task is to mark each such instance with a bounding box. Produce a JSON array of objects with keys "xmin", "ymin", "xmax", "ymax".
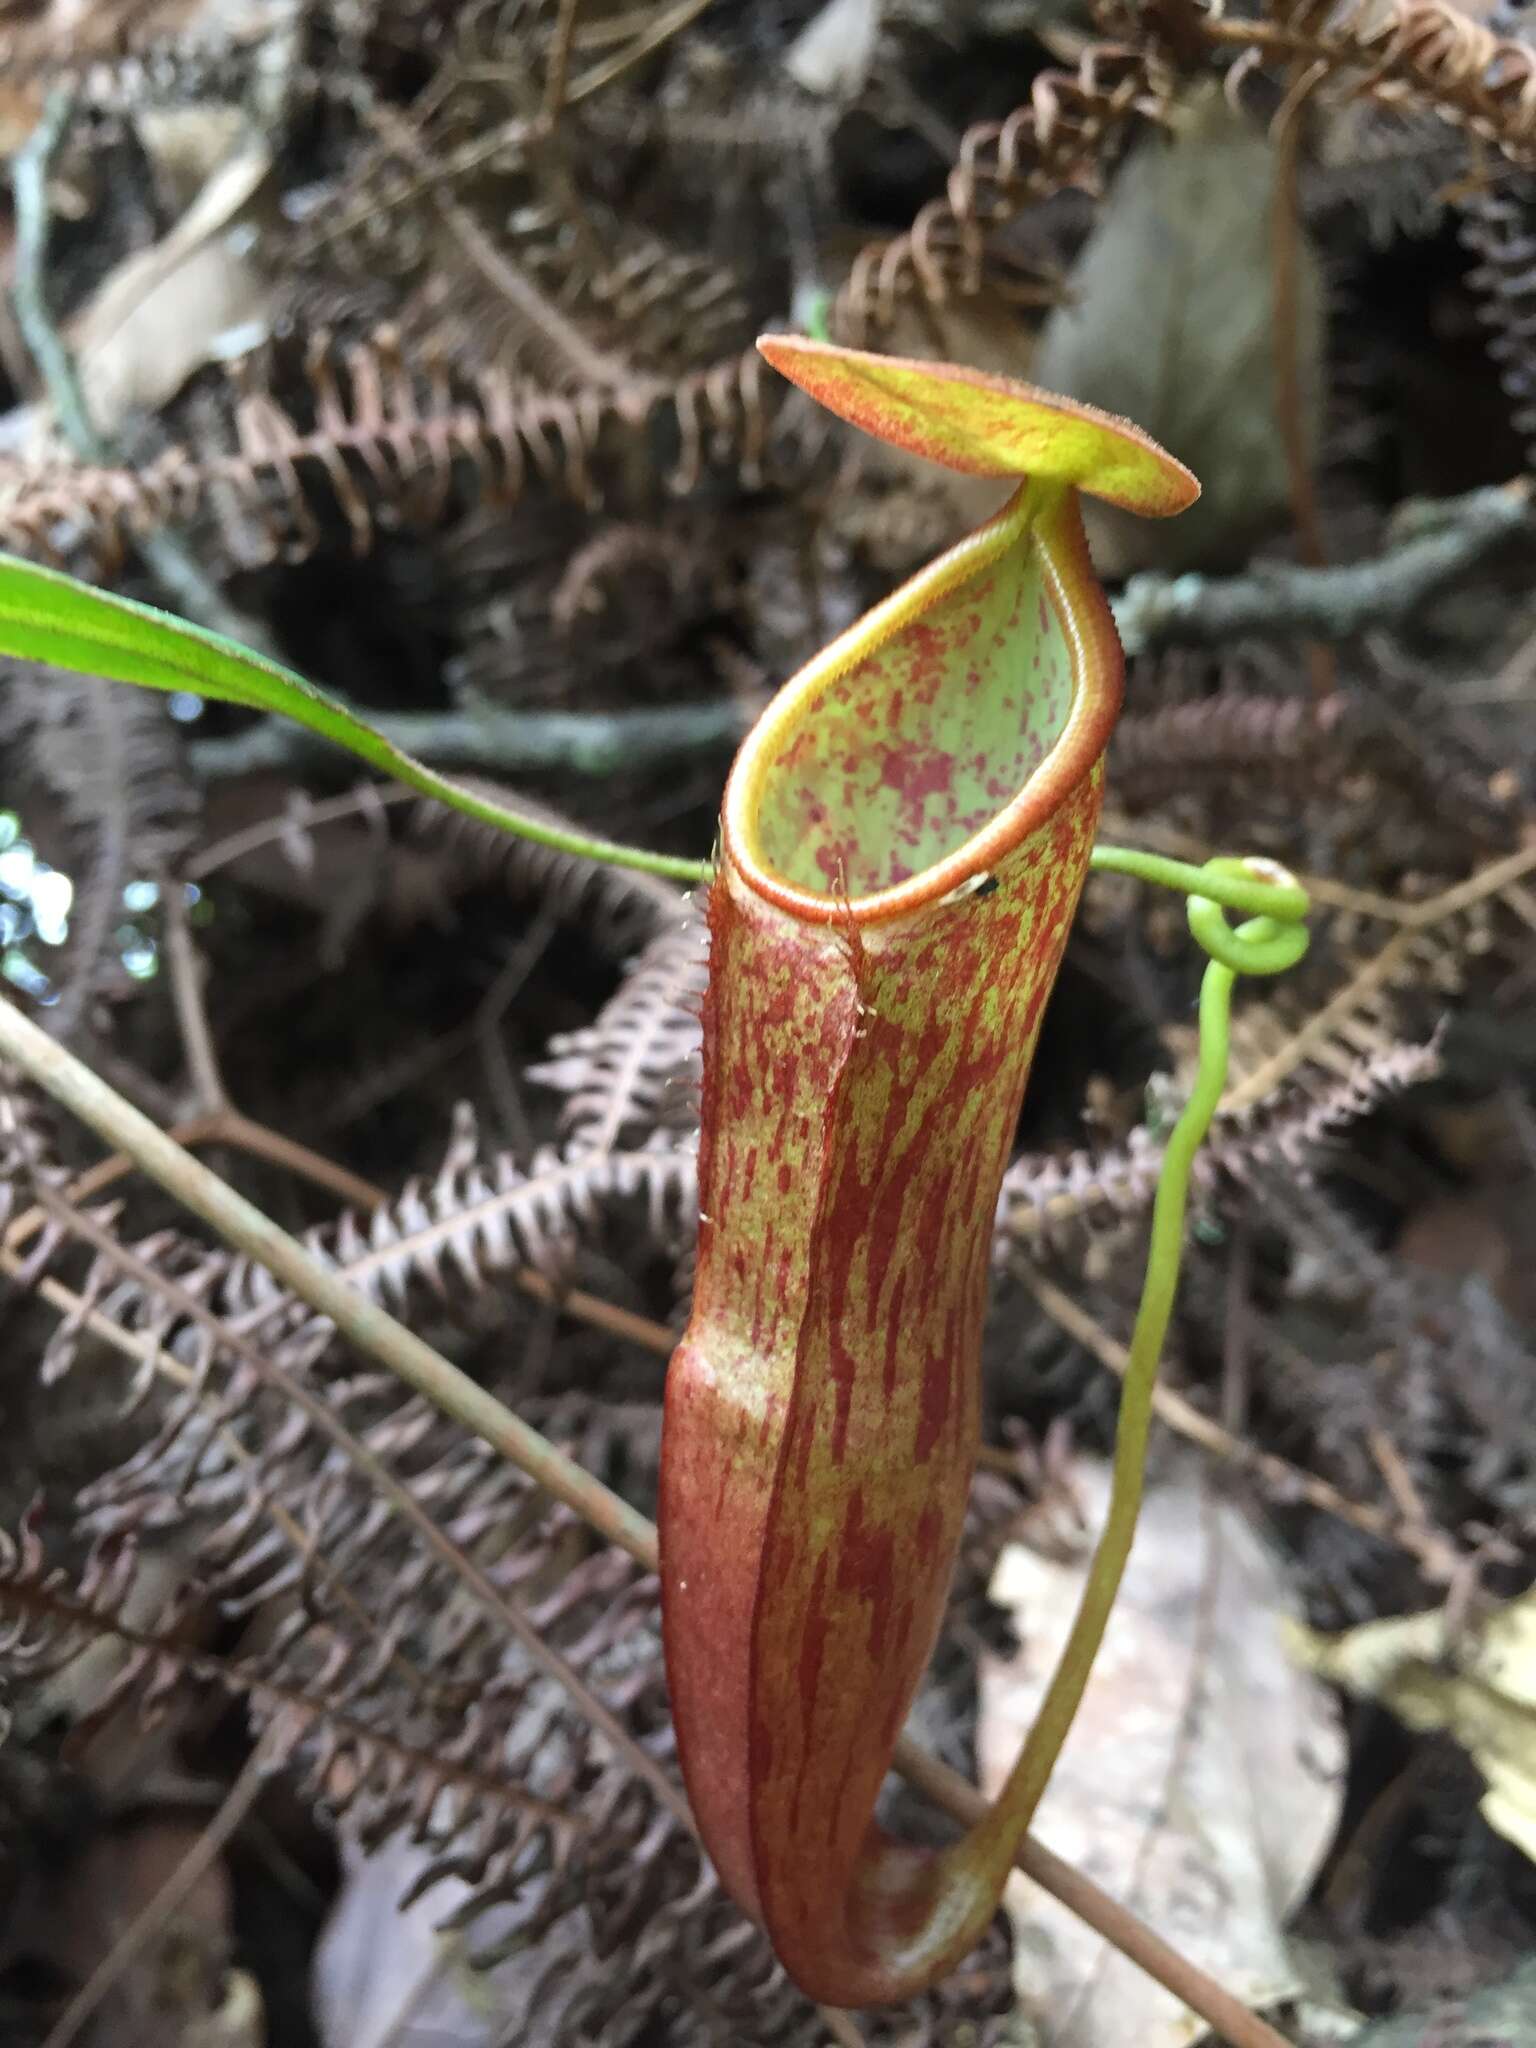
[
  {"xmin": 406, "ymin": 229, "xmax": 755, "ymax": 387},
  {"xmin": 0, "ymin": 338, "xmax": 830, "ymax": 572},
  {"xmin": 997, "ymin": 1037, "xmax": 1442, "ymax": 1256},
  {"xmin": 22, "ymin": 1129, "xmax": 699, "ymax": 1393},
  {"xmin": 0, "ymin": 1514, "xmax": 580, "ymax": 1887},
  {"xmin": 1110, "ymin": 689, "xmax": 1355, "ymax": 812},
  {"xmin": 1212, "ymin": 841, "xmax": 1536, "ymax": 1111},
  {"xmin": 1306, "ymin": 103, "xmax": 1465, "ymax": 240},
  {"xmin": 1110, "ymin": 680, "xmax": 1524, "ymax": 857},
  {"xmin": 442, "ymin": 497, "xmax": 746, "ymax": 714},
  {"xmin": 830, "ymin": 42, "xmax": 1168, "ymax": 345},
  {"xmin": 580, "ymin": 86, "xmax": 840, "ymax": 179},
  {"xmin": 1192, "ymin": 0, "xmax": 1536, "ymax": 163},
  {"xmin": 224, "ymin": 1135, "xmax": 698, "ymax": 1313},
  {"xmin": 0, "ymin": 1382, "xmax": 1024, "ymax": 2042},
  {"xmin": 296, "ymin": 70, "xmax": 755, "ymax": 386},
  {"xmin": 0, "ymin": 1064, "xmax": 66, "ymax": 1247},
  {"xmin": 529, "ymin": 917, "xmax": 708, "ymax": 1154}
]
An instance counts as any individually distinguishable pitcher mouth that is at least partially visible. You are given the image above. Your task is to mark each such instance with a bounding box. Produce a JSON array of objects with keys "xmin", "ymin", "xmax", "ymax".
[{"xmin": 721, "ymin": 483, "xmax": 1123, "ymax": 928}]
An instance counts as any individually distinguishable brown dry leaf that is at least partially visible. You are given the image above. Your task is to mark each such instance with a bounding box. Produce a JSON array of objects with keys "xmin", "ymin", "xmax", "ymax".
[
  {"xmin": 1290, "ymin": 1587, "xmax": 1536, "ymax": 1865},
  {"xmin": 68, "ymin": 138, "xmax": 273, "ymax": 436},
  {"xmin": 979, "ymin": 1462, "xmax": 1344, "ymax": 2047},
  {"xmin": 1031, "ymin": 85, "xmax": 1324, "ymax": 576},
  {"xmin": 137, "ymin": 105, "xmax": 251, "ymax": 212}
]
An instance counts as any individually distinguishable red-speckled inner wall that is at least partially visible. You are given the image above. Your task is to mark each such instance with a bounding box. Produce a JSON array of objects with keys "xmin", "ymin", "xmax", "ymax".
[{"xmin": 749, "ymin": 543, "xmax": 1072, "ymax": 896}]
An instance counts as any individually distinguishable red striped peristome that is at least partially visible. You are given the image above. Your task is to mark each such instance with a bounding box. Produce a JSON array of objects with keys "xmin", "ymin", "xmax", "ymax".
[{"xmin": 658, "ymin": 340, "xmax": 1197, "ymax": 2007}]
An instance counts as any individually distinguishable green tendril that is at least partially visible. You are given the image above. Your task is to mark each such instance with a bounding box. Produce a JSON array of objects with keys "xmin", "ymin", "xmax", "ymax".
[{"xmin": 993, "ymin": 849, "xmax": 1310, "ymax": 1841}]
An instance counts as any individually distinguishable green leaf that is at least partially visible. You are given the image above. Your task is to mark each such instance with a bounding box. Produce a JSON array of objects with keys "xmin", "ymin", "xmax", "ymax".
[{"xmin": 0, "ymin": 552, "xmax": 712, "ymax": 886}]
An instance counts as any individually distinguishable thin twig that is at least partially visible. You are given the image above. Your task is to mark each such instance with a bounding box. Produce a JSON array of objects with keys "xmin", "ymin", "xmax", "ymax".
[
  {"xmin": 564, "ymin": 0, "xmax": 718, "ymax": 106},
  {"xmin": 187, "ymin": 698, "xmax": 748, "ymax": 785},
  {"xmin": 1113, "ymin": 483, "xmax": 1532, "ymax": 655},
  {"xmin": 891, "ymin": 1743, "xmax": 1294, "ymax": 2048},
  {"xmin": 164, "ymin": 861, "xmax": 403, "ymax": 1207},
  {"xmin": 367, "ymin": 98, "xmax": 631, "ymax": 389},
  {"xmin": 11, "ymin": 92, "xmax": 100, "ymax": 456},
  {"xmin": 207, "ymin": 1109, "xmax": 389, "ymax": 1212},
  {"xmin": 820, "ymin": 2011, "xmax": 866, "ymax": 2048},
  {"xmin": 1023, "ymin": 1265, "xmax": 1464, "ymax": 1581},
  {"xmin": 2, "ymin": 1111, "xmax": 386, "ymax": 1259},
  {"xmin": 185, "ymin": 786, "xmax": 419, "ymax": 883},
  {"xmin": 0, "ymin": 993, "xmax": 1294, "ymax": 2044},
  {"xmin": 0, "ymin": 1111, "xmax": 676, "ymax": 1355},
  {"xmin": 163, "ymin": 884, "xmax": 228, "ymax": 1113},
  {"xmin": 40, "ymin": 1749, "xmax": 269, "ymax": 2048},
  {"xmin": 2, "ymin": 1184, "xmax": 580, "ymax": 1718},
  {"xmin": 543, "ymin": 0, "xmax": 583, "ymax": 124}
]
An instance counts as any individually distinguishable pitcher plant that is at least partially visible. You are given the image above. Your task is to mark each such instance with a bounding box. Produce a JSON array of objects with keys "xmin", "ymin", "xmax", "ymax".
[{"xmin": 659, "ymin": 339, "xmax": 1209, "ymax": 2004}]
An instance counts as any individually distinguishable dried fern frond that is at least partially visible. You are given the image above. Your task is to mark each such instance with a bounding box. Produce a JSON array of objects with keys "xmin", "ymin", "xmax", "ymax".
[
  {"xmin": 998, "ymin": 1037, "xmax": 1441, "ymax": 1257},
  {"xmin": 0, "ymin": 1380, "xmax": 1023, "ymax": 2041},
  {"xmin": 831, "ymin": 42, "xmax": 1168, "ymax": 344},
  {"xmin": 0, "ymin": 337, "xmax": 829, "ymax": 572},
  {"xmin": 1193, "ymin": 0, "xmax": 1536, "ymax": 163},
  {"xmin": 579, "ymin": 85, "xmax": 840, "ymax": 177},
  {"xmin": 529, "ymin": 918, "xmax": 708, "ymax": 1155},
  {"xmin": 1110, "ymin": 688, "xmax": 1354, "ymax": 812},
  {"xmin": 16, "ymin": 1018, "xmax": 1435, "ymax": 1393},
  {"xmin": 20, "ymin": 1126, "xmax": 699, "ymax": 1394},
  {"xmin": 295, "ymin": 71, "xmax": 755, "ymax": 387},
  {"xmin": 1215, "ymin": 840, "xmax": 1536, "ymax": 1112},
  {"xmin": 1110, "ymin": 679, "xmax": 1523, "ymax": 857},
  {"xmin": 0, "ymin": 1063, "xmax": 69, "ymax": 1249},
  {"xmin": 0, "ymin": 1511, "xmax": 578, "ymax": 1854},
  {"xmin": 1307, "ymin": 103, "xmax": 1466, "ymax": 241}
]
